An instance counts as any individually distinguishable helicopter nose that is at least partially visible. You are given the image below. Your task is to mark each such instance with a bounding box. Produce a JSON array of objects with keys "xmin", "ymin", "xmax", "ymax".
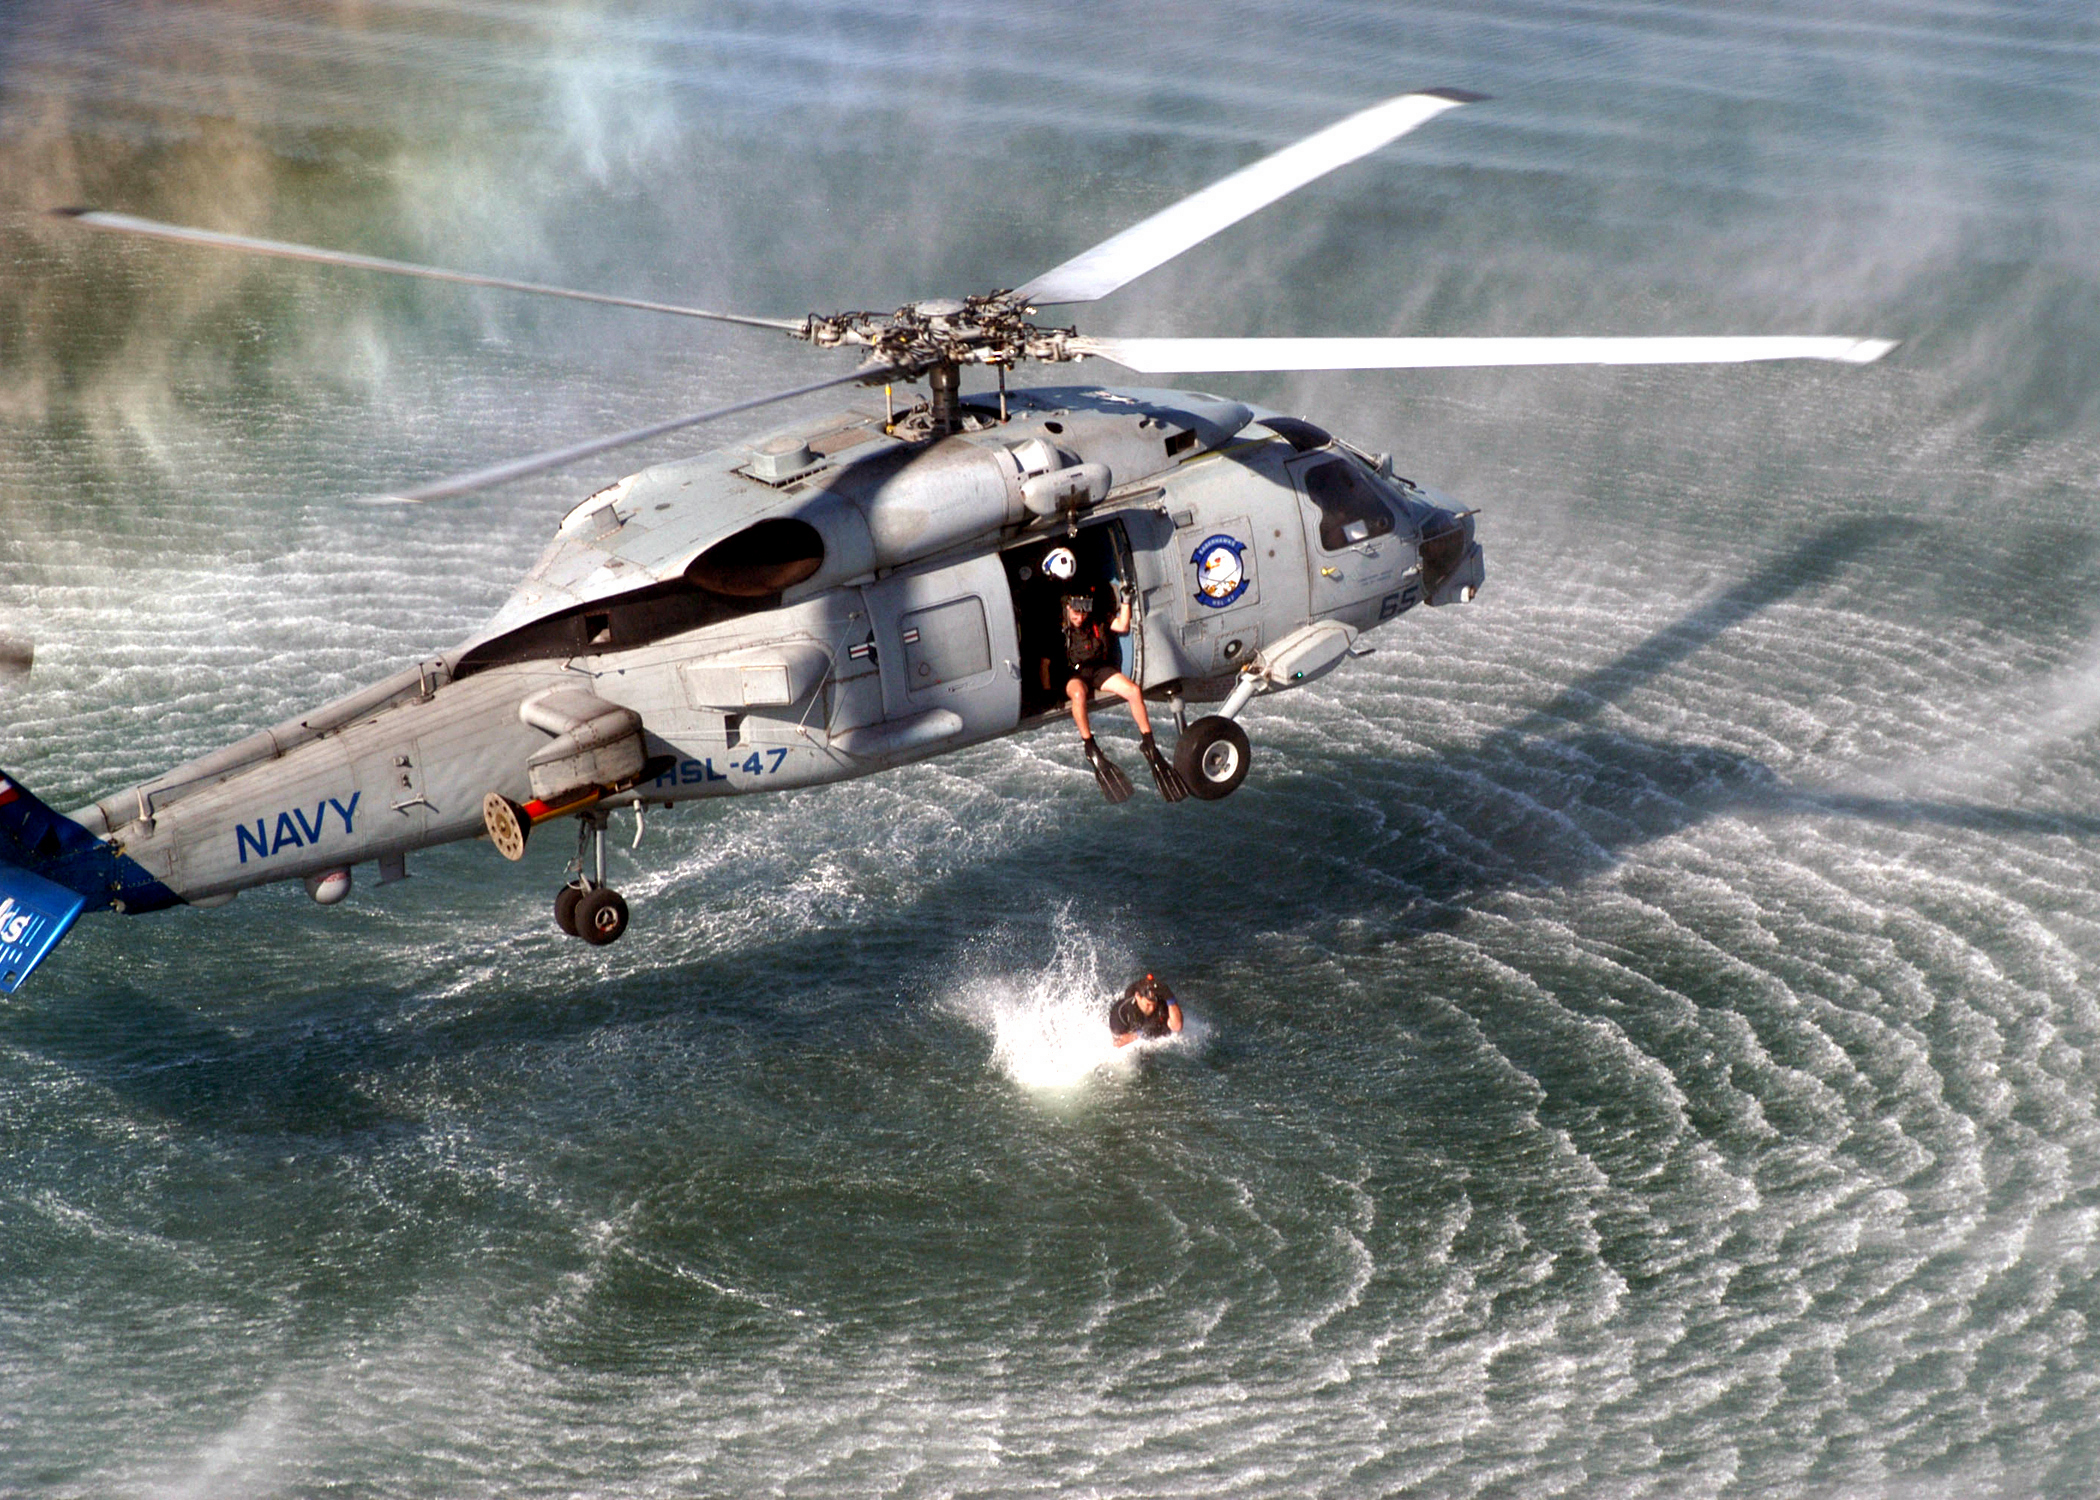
[{"xmin": 1419, "ymin": 506, "xmax": 1484, "ymax": 607}]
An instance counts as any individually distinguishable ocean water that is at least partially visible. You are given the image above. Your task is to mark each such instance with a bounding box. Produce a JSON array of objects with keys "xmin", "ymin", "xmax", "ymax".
[{"xmin": 4, "ymin": 2, "xmax": 2100, "ymax": 1495}]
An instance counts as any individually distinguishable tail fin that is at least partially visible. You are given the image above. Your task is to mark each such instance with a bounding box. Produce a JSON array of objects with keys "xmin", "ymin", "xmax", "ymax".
[{"xmin": 0, "ymin": 774, "xmax": 91, "ymax": 993}]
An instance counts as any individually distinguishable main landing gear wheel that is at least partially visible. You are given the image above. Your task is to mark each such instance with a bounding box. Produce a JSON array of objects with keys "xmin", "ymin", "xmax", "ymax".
[
  {"xmin": 548, "ymin": 811, "xmax": 631, "ymax": 945},
  {"xmin": 574, "ymin": 886, "xmax": 630, "ymax": 945},
  {"xmin": 1174, "ymin": 715, "xmax": 1251, "ymax": 800},
  {"xmin": 554, "ymin": 884, "xmax": 585, "ymax": 936}
]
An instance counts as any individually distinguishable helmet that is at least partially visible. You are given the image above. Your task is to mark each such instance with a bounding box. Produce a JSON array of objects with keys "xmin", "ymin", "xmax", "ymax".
[
  {"xmin": 1061, "ymin": 593, "xmax": 1093, "ymax": 615},
  {"xmin": 1042, "ymin": 546, "xmax": 1077, "ymax": 580}
]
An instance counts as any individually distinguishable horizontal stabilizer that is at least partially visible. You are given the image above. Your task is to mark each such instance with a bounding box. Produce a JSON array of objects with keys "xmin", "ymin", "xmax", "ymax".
[
  {"xmin": 0, "ymin": 770, "xmax": 182, "ymax": 991},
  {"xmin": 0, "ymin": 813, "xmax": 87, "ymax": 992}
]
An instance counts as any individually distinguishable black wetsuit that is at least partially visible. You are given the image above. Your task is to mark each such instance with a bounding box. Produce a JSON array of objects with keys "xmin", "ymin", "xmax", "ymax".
[
  {"xmin": 1109, "ymin": 990, "xmax": 1174, "ymax": 1039},
  {"xmin": 1064, "ymin": 616, "xmax": 1122, "ymax": 692}
]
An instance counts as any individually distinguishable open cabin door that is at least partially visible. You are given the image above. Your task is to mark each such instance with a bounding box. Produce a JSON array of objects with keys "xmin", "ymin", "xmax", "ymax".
[{"xmin": 1003, "ymin": 519, "xmax": 1143, "ymax": 721}]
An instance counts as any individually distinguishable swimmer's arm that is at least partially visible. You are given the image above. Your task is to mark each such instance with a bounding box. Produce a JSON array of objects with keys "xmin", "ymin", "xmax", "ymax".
[
  {"xmin": 1110, "ymin": 599, "xmax": 1132, "ymax": 633},
  {"xmin": 1112, "ymin": 1030, "xmax": 1137, "ymax": 1048},
  {"xmin": 1167, "ymin": 1003, "xmax": 1182, "ymax": 1034}
]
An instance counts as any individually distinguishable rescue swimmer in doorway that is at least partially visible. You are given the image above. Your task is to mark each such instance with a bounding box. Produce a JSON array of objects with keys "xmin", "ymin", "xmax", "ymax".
[
  {"xmin": 1045, "ymin": 584, "xmax": 1190, "ymax": 804},
  {"xmin": 1109, "ymin": 973, "xmax": 1182, "ymax": 1046}
]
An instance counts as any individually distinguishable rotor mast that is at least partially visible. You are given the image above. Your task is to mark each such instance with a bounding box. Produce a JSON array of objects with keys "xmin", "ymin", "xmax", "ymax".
[{"xmin": 926, "ymin": 360, "xmax": 963, "ymax": 435}]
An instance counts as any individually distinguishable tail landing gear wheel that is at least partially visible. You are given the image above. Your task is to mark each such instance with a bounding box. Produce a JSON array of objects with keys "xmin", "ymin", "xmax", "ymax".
[
  {"xmin": 574, "ymin": 886, "xmax": 630, "ymax": 946},
  {"xmin": 554, "ymin": 884, "xmax": 585, "ymax": 937},
  {"xmin": 1174, "ymin": 715, "xmax": 1251, "ymax": 800}
]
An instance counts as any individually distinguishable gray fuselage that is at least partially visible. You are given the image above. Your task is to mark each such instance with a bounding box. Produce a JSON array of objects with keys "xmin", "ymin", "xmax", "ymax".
[{"xmin": 72, "ymin": 384, "xmax": 1483, "ymax": 908}]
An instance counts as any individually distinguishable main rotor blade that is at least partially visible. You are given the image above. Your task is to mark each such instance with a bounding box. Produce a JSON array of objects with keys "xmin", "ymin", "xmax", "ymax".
[
  {"xmin": 1074, "ymin": 334, "xmax": 1898, "ymax": 372},
  {"xmin": 1010, "ymin": 89, "xmax": 1481, "ymax": 308},
  {"xmin": 51, "ymin": 208, "xmax": 804, "ymax": 333},
  {"xmin": 359, "ymin": 365, "xmax": 882, "ymax": 504}
]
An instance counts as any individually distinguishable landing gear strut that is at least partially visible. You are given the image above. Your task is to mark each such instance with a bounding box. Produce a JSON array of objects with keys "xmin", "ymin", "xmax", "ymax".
[{"xmin": 554, "ymin": 811, "xmax": 629, "ymax": 945}]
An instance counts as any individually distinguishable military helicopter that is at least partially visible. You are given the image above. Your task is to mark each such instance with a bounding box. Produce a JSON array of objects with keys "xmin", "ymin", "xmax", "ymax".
[{"xmin": 0, "ymin": 90, "xmax": 1893, "ymax": 988}]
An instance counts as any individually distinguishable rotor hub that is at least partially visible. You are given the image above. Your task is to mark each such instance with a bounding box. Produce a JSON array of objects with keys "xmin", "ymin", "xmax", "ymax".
[{"xmin": 797, "ymin": 293, "xmax": 1079, "ymax": 377}]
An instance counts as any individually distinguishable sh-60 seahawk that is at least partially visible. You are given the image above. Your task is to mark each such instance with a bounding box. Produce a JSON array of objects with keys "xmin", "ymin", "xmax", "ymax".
[{"xmin": 0, "ymin": 91, "xmax": 1892, "ymax": 989}]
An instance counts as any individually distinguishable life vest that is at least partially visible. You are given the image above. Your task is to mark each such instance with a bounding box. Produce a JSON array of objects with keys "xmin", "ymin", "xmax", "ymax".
[{"xmin": 1064, "ymin": 618, "xmax": 1115, "ymax": 670}]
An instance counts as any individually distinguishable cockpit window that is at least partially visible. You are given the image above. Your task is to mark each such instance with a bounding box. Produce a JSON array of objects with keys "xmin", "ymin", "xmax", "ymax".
[{"xmin": 1300, "ymin": 458, "xmax": 1397, "ymax": 551}]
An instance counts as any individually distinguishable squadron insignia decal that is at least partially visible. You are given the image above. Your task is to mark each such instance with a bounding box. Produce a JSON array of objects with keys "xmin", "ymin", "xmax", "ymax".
[{"xmin": 1191, "ymin": 534, "xmax": 1251, "ymax": 608}]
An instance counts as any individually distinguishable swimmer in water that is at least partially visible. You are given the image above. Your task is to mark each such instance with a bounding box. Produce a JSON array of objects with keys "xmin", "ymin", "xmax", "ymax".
[{"xmin": 1109, "ymin": 973, "xmax": 1181, "ymax": 1047}]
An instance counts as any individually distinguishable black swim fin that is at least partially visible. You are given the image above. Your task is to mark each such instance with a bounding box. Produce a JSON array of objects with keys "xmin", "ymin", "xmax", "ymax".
[
  {"xmin": 1083, "ymin": 737, "xmax": 1135, "ymax": 804},
  {"xmin": 1139, "ymin": 733, "xmax": 1189, "ymax": 802}
]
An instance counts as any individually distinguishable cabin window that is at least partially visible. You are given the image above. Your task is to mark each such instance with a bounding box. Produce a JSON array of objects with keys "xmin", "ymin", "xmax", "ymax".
[{"xmin": 1300, "ymin": 458, "xmax": 1397, "ymax": 551}]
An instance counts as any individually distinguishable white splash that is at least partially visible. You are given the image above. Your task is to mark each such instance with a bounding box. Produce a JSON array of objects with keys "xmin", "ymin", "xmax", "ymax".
[{"xmin": 946, "ymin": 913, "xmax": 1189, "ymax": 1093}]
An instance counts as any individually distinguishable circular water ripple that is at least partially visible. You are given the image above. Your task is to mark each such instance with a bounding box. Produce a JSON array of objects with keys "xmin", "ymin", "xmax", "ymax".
[{"xmin": 7, "ymin": 3, "xmax": 2100, "ymax": 1497}]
